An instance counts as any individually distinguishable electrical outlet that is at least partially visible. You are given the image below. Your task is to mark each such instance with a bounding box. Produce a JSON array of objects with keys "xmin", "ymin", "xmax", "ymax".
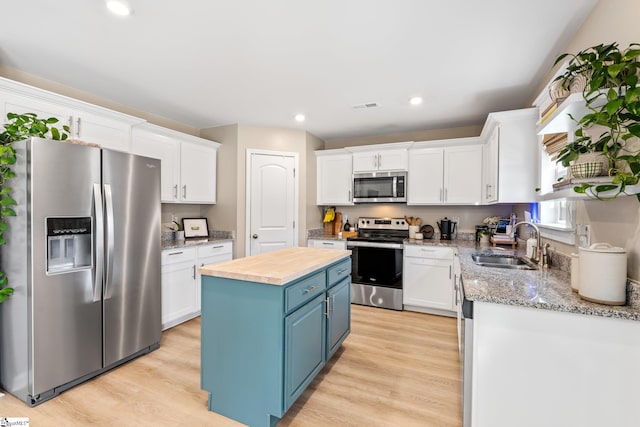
[
  {"xmin": 452, "ymin": 216, "xmax": 459, "ymax": 224},
  {"xmin": 171, "ymin": 213, "xmax": 177, "ymax": 224},
  {"xmin": 576, "ymin": 224, "xmax": 591, "ymax": 248}
]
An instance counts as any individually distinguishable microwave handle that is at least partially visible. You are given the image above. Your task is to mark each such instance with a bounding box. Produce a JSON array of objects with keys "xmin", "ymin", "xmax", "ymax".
[{"xmin": 392, "ymin": 176, "xmax": 397, "ymax": 198}]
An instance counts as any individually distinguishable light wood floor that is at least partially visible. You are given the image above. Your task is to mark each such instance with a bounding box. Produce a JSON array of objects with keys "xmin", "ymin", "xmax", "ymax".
[{"xmin": 1, "ymin": 305, "xmax": 462, "ymax": 426}]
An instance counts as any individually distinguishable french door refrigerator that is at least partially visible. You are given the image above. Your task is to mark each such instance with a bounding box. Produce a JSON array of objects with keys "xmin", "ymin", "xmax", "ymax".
[{"xmin": 0, "ymin": 137, "xmax": 161, "ymax": 406}]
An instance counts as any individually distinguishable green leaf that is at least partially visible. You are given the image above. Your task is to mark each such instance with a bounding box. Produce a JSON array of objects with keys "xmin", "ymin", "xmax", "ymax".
[
  {"xmin": 622, "ymin": 49, "xmax": 640, "ymax": 60},
  {"xmin": 50, "ymin": 127, "xmax": 60, "ymax": 140},
  {"xmin": 607, "ymin": 63, "xmax": 626, "ymax": 78},
  {"xmin": 0, "ymin": 196, "xmax": 16, "ymax": 206},
  {"xmin": 1, "ymin": 208, "xmax": 16, "ymax": 217},
  {"xmin": 625, "ymin": 87, "xmax": 640, "ymax": 103},
  {"xmin": 594, "ymin": 184, "xmax": 619, "ymax": 193},
  {"xmin": 606, "ymin": 98, "xmax": 624, "ymax": 115},
  {"xmin": 553, "ymin": 53, "xmax": 571, "ymax": 66},
  {"xmin": 45, "ymin": 117, "xmax": 59, "ymax": 124},
  {"xmin": 628, "ymin": 123, "xmax": 640, "ymax": 138}
]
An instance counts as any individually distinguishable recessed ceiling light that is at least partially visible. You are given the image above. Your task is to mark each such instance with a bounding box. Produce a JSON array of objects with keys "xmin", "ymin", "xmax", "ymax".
[
  {"xmin": 294, "ymin": 114, "xmax": 306, "ymax": 122},
  {"xmin": 409, "ymin": 96, "xmax": 423, "ymax": 106},
  {"xmin": 106, "ymin": 0, "xmax": 132, "ymax": 16}
]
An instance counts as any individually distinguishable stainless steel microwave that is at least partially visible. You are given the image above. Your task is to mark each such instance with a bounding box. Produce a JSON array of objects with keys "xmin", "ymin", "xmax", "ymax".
[{"xmin": 353, "ymin": 171, "xmax": 407, "ymax": 203}]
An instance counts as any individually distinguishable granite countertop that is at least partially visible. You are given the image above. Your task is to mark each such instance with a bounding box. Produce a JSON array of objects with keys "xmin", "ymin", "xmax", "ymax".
[
  {"xmin": 162, "ymin": 237, "xmax": 234, "ymax": 250},
  {"xmin": 307, "ymin": 234, "xmax": 349, "ymax": 241},
  {"xmin": 199, "ymin": 247, "xmax": 351, "ymax": 286},
  {"xmin": 449, "ymin": 240, "xmax": 640, "ymax": 321}
]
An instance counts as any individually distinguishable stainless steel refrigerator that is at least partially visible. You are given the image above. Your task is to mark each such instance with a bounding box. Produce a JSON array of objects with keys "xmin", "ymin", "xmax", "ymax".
[{"xmin": 0, "ymin": 137, "xmax": 161, "ymax": 406}]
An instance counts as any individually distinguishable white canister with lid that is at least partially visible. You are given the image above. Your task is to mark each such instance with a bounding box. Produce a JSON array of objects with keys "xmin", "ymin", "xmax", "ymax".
[{"xmin": 578, "ymin": 243, "xmax": 627, "ymax": 305}]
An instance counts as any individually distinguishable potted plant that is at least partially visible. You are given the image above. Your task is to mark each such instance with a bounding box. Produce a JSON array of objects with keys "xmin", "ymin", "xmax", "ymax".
[
  {"xmin": 0, "ymin": 112, "xmax": 70, "ymax": 302},
  {"xmin": 477, "ymin": 227, "xmax": 492, "ymax": 244},
  {"xmin": 172, "ymin": 220, "xmax": 185, "ymax": 240},
  {"xmin": 553, "ymin": 42, "xmax": 640, "ymax": 200}
]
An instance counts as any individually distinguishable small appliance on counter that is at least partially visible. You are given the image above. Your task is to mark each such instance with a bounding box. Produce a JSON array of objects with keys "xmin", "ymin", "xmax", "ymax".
[{"xmin": 437, "ymin": 217, "xmax": 457, "ymax": 240}]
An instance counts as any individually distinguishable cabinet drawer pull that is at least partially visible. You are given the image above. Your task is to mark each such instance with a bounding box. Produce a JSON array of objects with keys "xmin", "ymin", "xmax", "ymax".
[
  {"xmin": 192, "ymin": 264, "xmax": 196, "ymax": 280},
  {"xmin": 303, "ymin": 285, "xmax": 318, "ymax": 294},
  {"xmin": 212, "ymin": 245, "xmax": 224, "ymax": 249},
  {"xmin": 168, "ymin": 251, "xmax": 184, "ymax": 256},
  {"xmin": 321, "ymin": 242, "xmax": 334, "ymax": 245},
  {"xmin": 336, "ymin": 268, "xmax": 348, "ymax": 274}
]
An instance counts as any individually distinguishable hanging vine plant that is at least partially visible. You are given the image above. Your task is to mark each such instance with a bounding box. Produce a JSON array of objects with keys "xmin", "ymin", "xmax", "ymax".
[
  {"xmin": 0, "ymin": 112, "xmax": 70, "ymax": 302},
  {"xmin": 553, "ymin": 42, "xmax": 640, "ymax": 200}
]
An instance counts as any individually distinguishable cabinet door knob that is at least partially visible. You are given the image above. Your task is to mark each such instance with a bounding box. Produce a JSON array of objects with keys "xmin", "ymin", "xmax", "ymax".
[{"xmin": 252, "ymin": 234, "xmax": 258, "ymax": 239}]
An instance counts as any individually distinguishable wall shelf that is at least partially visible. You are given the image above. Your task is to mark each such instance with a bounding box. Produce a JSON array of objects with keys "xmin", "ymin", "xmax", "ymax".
[
  {"xmin": 538, "ymin": 182, "xmax": 640, "ymax": 200},
  {"xmin": 536, "ymin": 92, "xmax": 589, "ymax": 135}
]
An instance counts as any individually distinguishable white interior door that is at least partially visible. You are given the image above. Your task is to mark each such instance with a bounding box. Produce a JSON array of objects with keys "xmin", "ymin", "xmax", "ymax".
[{"xmin": 247, "ymin": 151, "xmax": 298, "ymax": 256}]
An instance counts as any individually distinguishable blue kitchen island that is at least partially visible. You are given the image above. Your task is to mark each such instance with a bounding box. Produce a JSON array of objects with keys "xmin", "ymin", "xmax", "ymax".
[{"xmin": 199, "ymin": 247, "xmax": 351, "ymax": 427}]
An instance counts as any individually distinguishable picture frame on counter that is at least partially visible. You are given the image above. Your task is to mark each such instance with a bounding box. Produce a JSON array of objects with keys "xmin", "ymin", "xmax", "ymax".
[{"xmin": 182, "ymin": 218, "xmax": 209, "ymax": 238}]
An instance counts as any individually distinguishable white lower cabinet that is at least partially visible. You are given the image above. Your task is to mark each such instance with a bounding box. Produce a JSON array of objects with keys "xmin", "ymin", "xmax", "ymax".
[
  {"xmin": 161, "ymin": 241, "xmax": 232, "ymax": 330},
  {"xmin": 307, "ymin": 239, "xmax": 347, "ymax": 250},
  {"xmin": 403, "ymin": 245, "xmax": 455, "ymax": 315}
]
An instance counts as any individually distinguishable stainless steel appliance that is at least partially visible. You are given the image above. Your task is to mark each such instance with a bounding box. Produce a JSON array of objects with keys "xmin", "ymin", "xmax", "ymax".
[
  {"xmin": 347, "ymin": 217, "xmax": 408, "ymax": 310},
  {"xmin": 456, "ymin": 273, "xmax": 473, "ymax": 427},
  {"xmin": 353, "ymin": 171, "xmax": 406, "ymax": 203},
  {"xmin": 0, "ymin": 137, "xmax": 161, "ymax": 406}
]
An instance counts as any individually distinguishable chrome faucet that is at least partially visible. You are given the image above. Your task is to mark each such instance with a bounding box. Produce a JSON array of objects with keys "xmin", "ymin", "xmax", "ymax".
[{"xmin": 510, "ymin": 221, "xmax": 542, "ymax": 265}]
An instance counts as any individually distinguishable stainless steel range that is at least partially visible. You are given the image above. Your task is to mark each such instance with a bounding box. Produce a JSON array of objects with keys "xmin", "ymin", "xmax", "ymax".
[{"xmin": 347, "ymin": 217, "xmax": 408, "ymax": 310}]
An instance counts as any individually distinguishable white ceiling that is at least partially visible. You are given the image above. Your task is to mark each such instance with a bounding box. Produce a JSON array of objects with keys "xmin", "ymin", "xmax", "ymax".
[{"xmin": 1, "ymin": 0, "xmax": 597, "ymax": 140}]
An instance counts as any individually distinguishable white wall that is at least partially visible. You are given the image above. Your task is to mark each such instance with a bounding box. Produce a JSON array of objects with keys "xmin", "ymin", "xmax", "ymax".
[{"xmin": 200, "ymin": 124, "xmax": 324, "ymax": 257}]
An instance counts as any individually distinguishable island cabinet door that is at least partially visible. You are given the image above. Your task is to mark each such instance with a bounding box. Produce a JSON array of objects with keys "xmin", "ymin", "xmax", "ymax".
[
  {"xmin": 326, "ymin": 277, "xmax": 351, "ymax": 359},
  {"xmin": 284, "ymin": 294, "xmax": 326, "ymax": 411}
]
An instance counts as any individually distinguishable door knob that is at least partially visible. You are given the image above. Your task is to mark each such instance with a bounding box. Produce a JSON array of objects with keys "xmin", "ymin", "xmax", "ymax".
[{"xmin": 252, "ymin": 234, "xmax": 258, "ymax": 239}]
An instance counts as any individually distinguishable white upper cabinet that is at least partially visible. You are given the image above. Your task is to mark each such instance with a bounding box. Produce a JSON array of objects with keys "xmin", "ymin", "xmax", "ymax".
[
  {"xmin": 408, "ymin": 138, "xmax": 483, "ymax": 205},
  {"xmin": 444, "ymin": 144, "xmax": 483, "ymax": 204},
  {"xmin": 131, "ymin": 126, "xmax": 181, "ymax": 202},
  {"xmin": 131, "ymin": 123, "xmax": 220, "ymax": 204},
  {"xmin": 180, "ymin": 140, "xmax": 217, "ymax": 203},
  {"xmin": 480, "ymin": 108, "xmax": 538, "ymax": 203},
  {"xmin": 316, "ymin": 150, "xmax": 353, "ymax": 205},
  {"xmin": 0, "ymin": 77, "xmax": 143, "ymax": 152},
  {"xmin": 350, "ymin": 143, "xmax": 411, "ymax": 173},
  {"xmin": 407, "ymin": 147, "xmax": 444, "ymax": 204}
]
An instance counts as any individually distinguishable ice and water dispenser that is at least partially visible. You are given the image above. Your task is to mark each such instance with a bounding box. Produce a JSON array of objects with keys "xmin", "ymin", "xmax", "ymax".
[{"xmin": 46, "ymin": 217, "xmax": 92, "ymax": 274}]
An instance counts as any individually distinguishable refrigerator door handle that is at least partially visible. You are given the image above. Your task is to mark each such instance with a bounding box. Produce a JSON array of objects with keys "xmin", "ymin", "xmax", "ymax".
[
  {"xmin": 93, "ymin": 184, "xmax": 104, "ymax": 303},
  {"xmin": 104, "ymin": 183, "xmax": 115, "ymax": 300}
]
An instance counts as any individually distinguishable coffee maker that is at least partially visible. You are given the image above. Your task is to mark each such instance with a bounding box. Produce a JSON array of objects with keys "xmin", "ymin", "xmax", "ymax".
[{"xmin": 437, "ymin": 217, "xmax": 457, "ymax": 240}]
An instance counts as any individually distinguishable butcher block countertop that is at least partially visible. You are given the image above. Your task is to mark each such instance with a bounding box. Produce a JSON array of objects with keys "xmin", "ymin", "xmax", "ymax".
[{"xmin": 199, "ymin": 247, "xmax": 351, "ymax": 286}]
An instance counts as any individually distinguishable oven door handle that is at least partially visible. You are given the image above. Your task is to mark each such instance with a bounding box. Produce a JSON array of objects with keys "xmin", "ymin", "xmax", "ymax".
[{"xmin": 346, "ymin": 241, "xmax": 404, "ymax": 250}]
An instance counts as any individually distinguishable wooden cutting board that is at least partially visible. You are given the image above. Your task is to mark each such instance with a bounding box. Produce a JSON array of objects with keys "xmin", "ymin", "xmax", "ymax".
[{"xmin": 332, "ymin": 212, "xmax": 343, "ymax": 235}]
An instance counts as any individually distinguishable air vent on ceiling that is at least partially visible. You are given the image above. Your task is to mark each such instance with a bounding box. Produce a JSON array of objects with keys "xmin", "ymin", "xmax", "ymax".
[{"xmin": 352, "ymin": 102, "xmax": 379, "ymax": 109}]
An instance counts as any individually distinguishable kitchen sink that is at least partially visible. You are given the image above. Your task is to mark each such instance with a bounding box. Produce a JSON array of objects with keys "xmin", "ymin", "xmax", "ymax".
[{"xmin": 471, "ymin": 254, "xmax": 538, "ymax": 270}]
